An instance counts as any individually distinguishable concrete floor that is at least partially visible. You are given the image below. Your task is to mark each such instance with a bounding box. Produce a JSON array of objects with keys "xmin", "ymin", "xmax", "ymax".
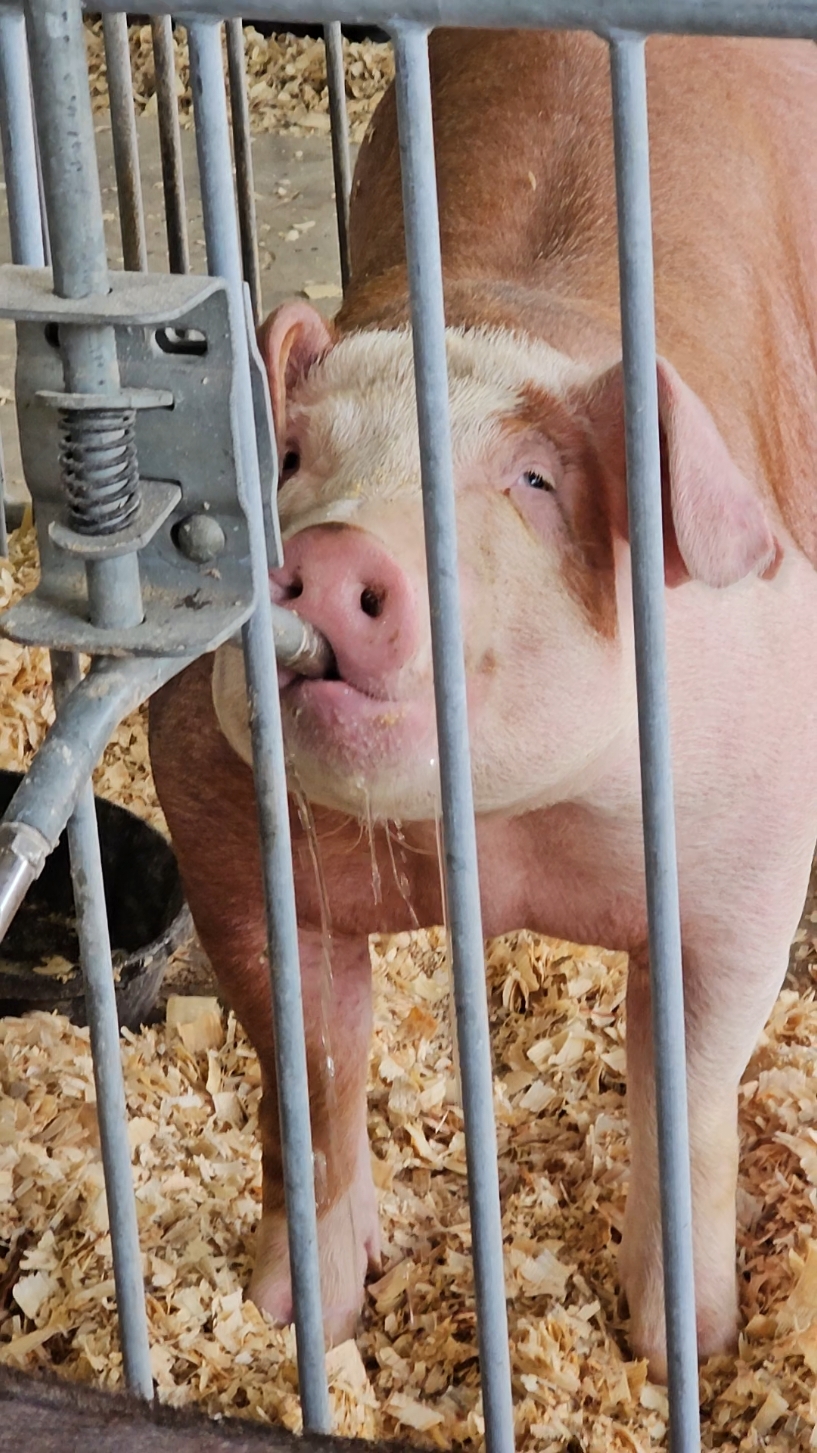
[{"xmin": 0, "ymin": 113, "xmax": 346, "ymax": 512}]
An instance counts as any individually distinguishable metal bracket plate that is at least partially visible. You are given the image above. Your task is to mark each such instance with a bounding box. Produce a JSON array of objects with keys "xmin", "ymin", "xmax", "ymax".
[{"xmin": 0, "ymin": 271, "xmax": 266, "ymax": 656}]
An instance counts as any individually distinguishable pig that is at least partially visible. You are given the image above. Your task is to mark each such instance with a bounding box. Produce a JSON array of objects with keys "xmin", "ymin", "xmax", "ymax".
[
  {"xmin": 0, "ymin": 1365, "xmax": 400, "ymax": 1453},
  {"xmin": 149, "ymin": 30, "xmax": 817, "ymax": 1381}
]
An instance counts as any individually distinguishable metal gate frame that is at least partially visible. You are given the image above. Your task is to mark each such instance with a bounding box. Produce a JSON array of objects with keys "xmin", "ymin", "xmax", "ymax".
[{"xmin": 0, "ymin": 5, "xmax": 814, "ymax": 1453}]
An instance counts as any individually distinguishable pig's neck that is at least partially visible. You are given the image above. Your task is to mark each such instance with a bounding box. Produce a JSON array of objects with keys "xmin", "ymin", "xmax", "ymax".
[
  {"xmin": 336, "ymin": 271, "xmax": 621, "ymax": 369},
  {"xmin": 293, "ymin": 754, "xmax": 647, "ymax": 958}
]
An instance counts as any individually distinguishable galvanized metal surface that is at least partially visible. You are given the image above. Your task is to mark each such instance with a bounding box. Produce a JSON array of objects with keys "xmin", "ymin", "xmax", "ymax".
[
  {"xmin": 391, "ymin": 25, "xmax": 515, "ymax": 1453},
  {"xmin": 50, "ymin": 650, "xmax": 154, "ymax": 1400},
  {"xmin": 324, "ymin": 22, "xmax": 352, "ymax": 291},
  {"xmin": 609, "ymin": 32, "xmax": 700, "ymax": 1453},
  {"xmin": 71, "ymin": 0, "xmax": 817, "ymax": 37},
  {"xmin": 226, "ymin": 18, "xmax": 262, "ymax": 325},
  {"xmin": 102, "ymin": 11, "xmax": 148, "ymax": 272},
  {"xmin": 185, "ymin": 17, "xmax": 332, "ymax": 1433},
  {"xmin": 150, "ymin": 15, "xmax": 191, "ymax": 275},
  {"xmin": 0, "ymin": 4, "xmax": 43, "ymax": 553}
]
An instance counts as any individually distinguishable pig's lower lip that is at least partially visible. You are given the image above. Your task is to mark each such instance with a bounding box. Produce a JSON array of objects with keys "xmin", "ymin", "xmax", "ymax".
[{"xmin": 280, "ymin": 676, "xmax": 428, "ymax": 766}]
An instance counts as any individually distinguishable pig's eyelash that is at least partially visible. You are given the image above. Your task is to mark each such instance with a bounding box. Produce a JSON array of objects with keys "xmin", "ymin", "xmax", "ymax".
[{"xmin": 521, "ymin": 469, "xmax": 556, "ymax": 492}]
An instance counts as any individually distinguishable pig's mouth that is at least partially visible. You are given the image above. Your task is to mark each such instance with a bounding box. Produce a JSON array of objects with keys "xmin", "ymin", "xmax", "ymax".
[{"xmin": 276, "ymin": 623, "xmax": 436, "ymax": 799}]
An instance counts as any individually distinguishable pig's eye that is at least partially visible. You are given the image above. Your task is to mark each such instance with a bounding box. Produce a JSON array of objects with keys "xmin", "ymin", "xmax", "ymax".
[
  {"xmin": 521, "ymin": 469, "xmax": 555, "ymax": 492},
  {"xmin": 280, "ymin": 447, "xmax": 300, "ymax": 484}
]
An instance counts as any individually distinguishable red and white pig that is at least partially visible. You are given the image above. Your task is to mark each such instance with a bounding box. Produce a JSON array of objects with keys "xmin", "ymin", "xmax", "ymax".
[{"xmin": 149, "ymin": 31, "xmax": 817, "ymax": 1379}]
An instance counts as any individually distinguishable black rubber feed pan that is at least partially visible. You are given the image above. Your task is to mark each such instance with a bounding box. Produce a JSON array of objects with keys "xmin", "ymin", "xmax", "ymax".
[{"xmin": 0, "ymin": 770, "xmax": 191, "ymax": 1031}]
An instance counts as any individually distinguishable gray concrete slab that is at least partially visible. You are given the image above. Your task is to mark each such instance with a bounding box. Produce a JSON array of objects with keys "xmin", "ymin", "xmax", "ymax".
[{"xmin": 0, "ymin": 113, "xmax": 346, "ymax": 511}]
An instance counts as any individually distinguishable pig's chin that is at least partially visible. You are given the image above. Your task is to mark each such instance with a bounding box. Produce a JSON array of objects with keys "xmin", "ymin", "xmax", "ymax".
[{"xmin": 280, "ymin": 677, "xmax": 440, "ymax": 821}]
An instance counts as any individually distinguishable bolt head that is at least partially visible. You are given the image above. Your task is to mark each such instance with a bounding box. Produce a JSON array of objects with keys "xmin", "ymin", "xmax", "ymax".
[{"xmin": 176, "ymin": 513, "xmax": 225, "ymax": 564}]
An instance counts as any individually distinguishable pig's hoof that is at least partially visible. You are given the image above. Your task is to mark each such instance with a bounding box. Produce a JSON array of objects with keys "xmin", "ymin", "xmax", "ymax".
[
  {"xmin": 620, "ymin": 1259, "xmax": 738, "ymax": 1383},
  {"xmin": 249, "ymin": 1181, "xmax": 381, "ymax": 1346}
]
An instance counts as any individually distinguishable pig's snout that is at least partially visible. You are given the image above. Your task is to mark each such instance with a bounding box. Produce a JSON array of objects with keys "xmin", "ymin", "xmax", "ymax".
[{"xmin": 271, "ymin": 526, "xmax": 419, "ymax": 693}]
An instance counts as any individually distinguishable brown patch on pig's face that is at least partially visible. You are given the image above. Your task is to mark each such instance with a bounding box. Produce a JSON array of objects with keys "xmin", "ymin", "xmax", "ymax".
[
  {"xmin": 506, "ymin": 384, "xmax": 618, "ymax": 639},
  {"xmin": 215, "ymin": 325, "xmax": 634, "ymax": 820}
]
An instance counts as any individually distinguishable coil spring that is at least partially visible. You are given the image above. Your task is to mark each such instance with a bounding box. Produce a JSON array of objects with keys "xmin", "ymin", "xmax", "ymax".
[{"xmin": 58, "ymin": 408, "xmax": 141, "ymax": 536}]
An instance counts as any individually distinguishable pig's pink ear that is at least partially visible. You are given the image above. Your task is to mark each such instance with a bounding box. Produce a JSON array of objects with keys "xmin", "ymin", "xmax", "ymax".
[
  {"xmin": 257, "ymin": 301, "xmax": 335, "ymax": 443},
  {"xmin": 582, "ymin": 357, "xmax": 782, "ymax": 588}
]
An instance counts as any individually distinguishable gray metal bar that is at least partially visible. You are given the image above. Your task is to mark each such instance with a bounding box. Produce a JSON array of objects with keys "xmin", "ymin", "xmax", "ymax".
[
  {"xmin": 103, "ymin": 11, "xmax": 148, "ymax": 272},
  {"xmin": 150, "ymin": 15, "xmax": 190, "ymax": 274},
  {"xmin": 0, "ymin": 5, "xmax": 44, "ymax": 554},
  {"xmin": 75, "ymin": 1, "xmax": 817, "ymax": 40},
  {"xmin": 51, "ymin": 651, "xmax": 153, "ymax": 1400},
  {"xmin": 0, "ymin": 653, "xmax": 185, "ymax": 939},
  {"xmin": 25, "ymin": 0, "xmax": 144, "ymax": 631},
  {"xmin": 185, "ymin": 18, "xmax": 331, "ymax": 1434},
  {"xmin": 390, "ymin": 25, "xmax": 514, "ymax": 1453},
  {"xmin": 225, "ymin": 18, "xmax": 262, "ymax": 325},
  {"xmin": 20, "ymin": 0, "xmax": 154, "ymax": 1397},
  {"xmin": 0, "ymin": 8, "xmax": 45, "ymax": 267},
  {"xmin": 324, "ymin": 23, "xmax": 351, "ymax": 292},
  {"xmin": 609, "ymin": 33, "xmax": 700, "ymax": 1453}
]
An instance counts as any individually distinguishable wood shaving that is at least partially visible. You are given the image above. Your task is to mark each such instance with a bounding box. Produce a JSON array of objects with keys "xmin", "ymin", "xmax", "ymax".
[
  {"xmin": 2, "ymin": 524, "xmax": 817, "ymax": 1449},
  {"xmin": 84, "ymin": 21, "xmax": 394, "ymax": 143}
]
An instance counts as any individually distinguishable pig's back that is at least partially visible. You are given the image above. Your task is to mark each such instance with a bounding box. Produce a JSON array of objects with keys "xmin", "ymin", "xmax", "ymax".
[{"xmin": 342, "ymin": 29, "xmax": 817, "ymax": 570}]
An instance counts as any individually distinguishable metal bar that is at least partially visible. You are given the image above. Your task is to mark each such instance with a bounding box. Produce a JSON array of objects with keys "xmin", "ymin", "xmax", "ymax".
[
  {"xmin": 225, "ymin": 18, "xmax": 262, "ymax": 325},
  {"xmin": 0, "ymin": 7, "xmax": 45, "ymax": 267},
  {"xmin": 20, "ymin": 0, "xmax": 154, "ymax": 1396},
  {"xmin": 324, "ymin": 23, "xmax": 352, "ymax": 292},
  {"xmin": 75, "ymin": 1, "xmax": 817, "ymax": 40},
  {"xmin": 185, "ymin": 18, "xmax": 331, "ymax": 1434},
  {"xmin": 24, "ymin": 0, "xmax": 144, "ymax": 631},
  {"xmin": 0, "ymin": 653, "xmax": 185, "ymax": 942},
  {"xmin": 51, "ymin": 651, "xmax": 153, "ymax": 1400},
  {"xmin": 150, "ymin": 15, "xmax": 190, "ymax": 274},
  {"xmin": 0, "ymin": 6, "xmax": 43, "ymax": 554},
  {"xmin": 609, "ymin": 33, "xmax": 700, "ymax": 1453},
  {"xmin": 103, "ymin": 11, "xmax": 148, "ymax": 272},
  {"xmin": 31, "ymin": 81, "xmax": 51, "ymax": 266},
  {"xmin": 390, "ymin": 25, "xmax": 514, "ymax": 1453}
]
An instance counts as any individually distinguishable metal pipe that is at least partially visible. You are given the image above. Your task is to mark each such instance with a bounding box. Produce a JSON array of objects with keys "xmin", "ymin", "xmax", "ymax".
[
  {"xmin": 324, "ymin": 22, "xmax": 352, "ymax": 292},
  {"xmin": 0, "ymin": 652, "xmax": 184, "ymax": 945},
  {"xmin": 103, "ymin": 11, "xmax": 148, "ymax": 272},
  {"xmin": 391, "ymin": 25, "xmax": 515, "ymax": 1453},
  {"xmin": 270, "ymin": 603, "xmax": 335, "ymax": 676},
  {"xmin": 225, "ymin": 18, "xmax": 262, "ymax": 325},
  {"xmin": 0, "ymin": 7, "xmax": 45, "ymax": 267},
  {"xmin": 51, "ymin": 652, "xmax": 153, "ymax": 1401},
  {"xmin": 76, "ymin": 1, "xmax": 817, "ymax": 40},
  {"xmin": 609, "ymin": 33, "xmax": 700, "ymax": 1453},
  {"xmin": 0, "ymin": 5, "xmax": 44, "ymax": 555},
  {"xmin": 150, "ymin": 15, "xmax": 190, "ymax": 274},
  {"xmin": 24, "ymin": 0, "xmax": 144, "ymax": 631},
  {"xmin": 186, "ymin": 18, "xmax": 331, "ymax": 1434}
]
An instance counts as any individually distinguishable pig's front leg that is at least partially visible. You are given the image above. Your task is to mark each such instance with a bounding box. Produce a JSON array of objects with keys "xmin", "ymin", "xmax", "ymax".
[
  {"xmin": 250, "ymin": 928, "xmax": 381, "ymax": 1344},
  {"xmin": 618, "ymin": 940, "xmax": 787, "ymax": 1381}
]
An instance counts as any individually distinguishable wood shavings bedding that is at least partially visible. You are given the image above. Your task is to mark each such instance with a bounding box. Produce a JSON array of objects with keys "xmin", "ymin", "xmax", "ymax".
[
  {"xmin": 1, "ymin": 522, "xmax": 817, "ymax": 1449},
  {"xmin": 84, "ymin": 20, "xmax": 394, "ymax": 143}
]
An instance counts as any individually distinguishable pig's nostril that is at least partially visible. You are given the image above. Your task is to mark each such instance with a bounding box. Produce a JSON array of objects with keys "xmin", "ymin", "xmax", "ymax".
[
  {"xmin": 283, "ymin": 573, "xmax": 303, "ymax": 602},
  {"xmin": 360, "ymin": 586, "xmax": 384, "ymax": 619}
]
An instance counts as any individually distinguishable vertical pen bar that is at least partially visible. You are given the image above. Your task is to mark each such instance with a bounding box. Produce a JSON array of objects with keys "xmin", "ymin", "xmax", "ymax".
[
  {"xmin": 609, "ymin": 34, "xmax": 700, "ymax": 1453},
  {"xmin": 23, "ymin": 0, "xmax": 153, "ymax": 1398},
  {"xmin": 186, "ymin": 19, "xmax": 331, "ymax": 1434},
  {"xmin": 150, "ymin": 15, "xmax": 190, "ymax": 274},
  {"xmin": 0, "ymin": 5, "xmax": 44, "ymax": 554},
  {"xmin": 103, "ymin": 11, "xmax": 148, "ymax": 273},
  {"xmin": 225, "ymin": 18, "xmax": 262, "ymax": 324},
  {"xmin": 324, "ymin": 22, "xmax": 352, "ymax": 292},
  {"xmin": 52, "ymin": 652, "xmax": 155, "ymax": 1402},
  {"xmin": 0, "ymin": 7, "xmax": 45, "ymax": 267},
  {"xmin": 391, "ymin": 26, "xmax": 515, "ymax": 1453}
]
